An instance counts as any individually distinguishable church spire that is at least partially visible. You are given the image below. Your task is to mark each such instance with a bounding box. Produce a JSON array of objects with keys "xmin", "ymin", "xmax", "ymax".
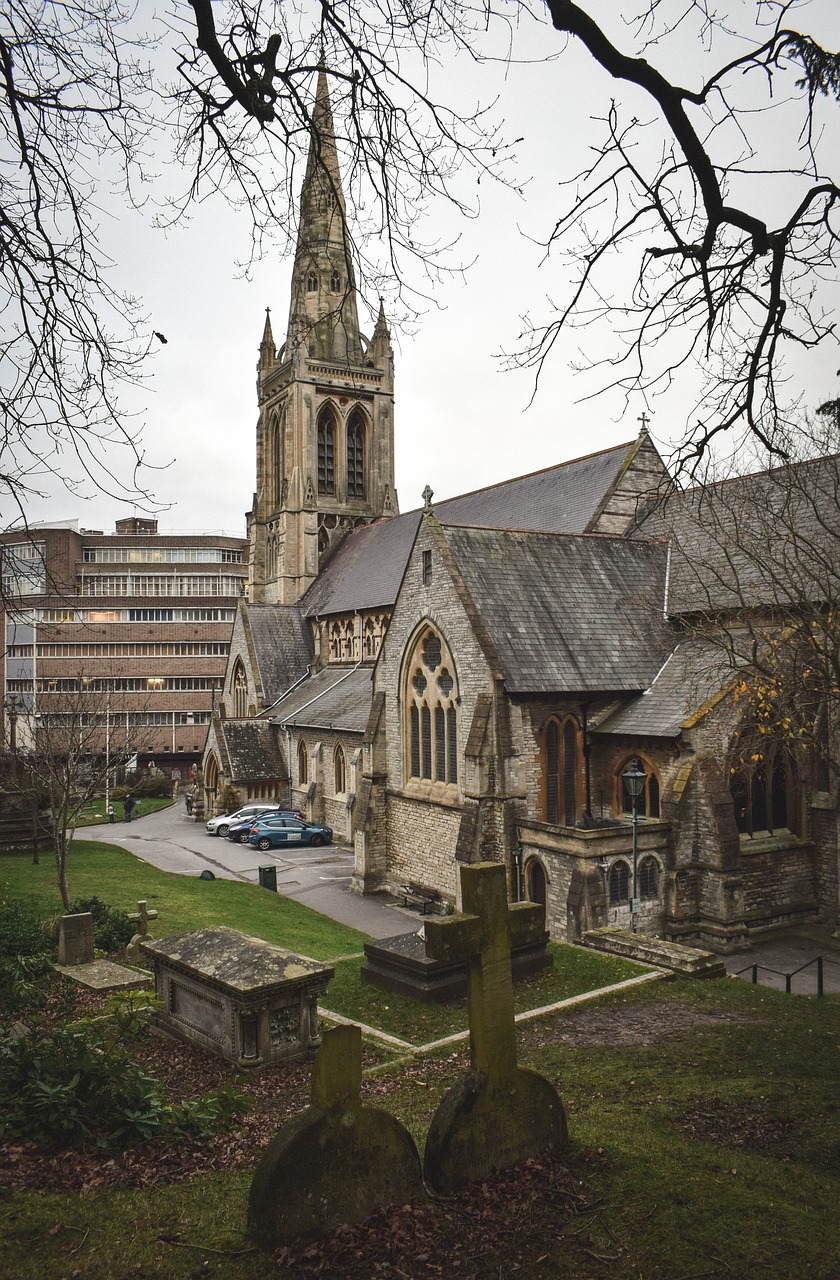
[{"xmin": 286, "ymin": 69, "xmax": 362, "ymax": 364}]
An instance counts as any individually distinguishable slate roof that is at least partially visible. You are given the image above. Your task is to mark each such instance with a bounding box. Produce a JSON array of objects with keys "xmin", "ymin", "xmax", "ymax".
[
  {"xmin": 216, "ymin": 719, "xmax": 287, "ymax": 780},
  {"xmin": 298, "ymin": 440, "xmax": 638, "ymax": 618},
  {"xmin": 433, "ymin": 440, "xmax": 635, "ymax": 533},
  {"xmin": 593, "ymin": 637, "xmax": 743, "ymax": 738},
  {"xmin": 633, "ymin": 453, "xmax": 840, "ymax": 616},
  {"xmin": 298, "ymin": 513, "xmax": 422, "ymax": 617},
  {"xmin": 245, "ymin": 604, "xmax": 314, "ymax": 705},
  {"xmin": 268, "ymin": 666, "xmax": 373, "ymax": 733},
  {"xmin": 440, "ymin": 525, "xmax": 671, "ymax": 693}
]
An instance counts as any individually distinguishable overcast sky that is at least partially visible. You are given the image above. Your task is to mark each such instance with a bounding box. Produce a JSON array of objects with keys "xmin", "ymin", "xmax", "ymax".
[{"xmin": 21, "ymin": 0, "xmax": 840, "ymax": 536}]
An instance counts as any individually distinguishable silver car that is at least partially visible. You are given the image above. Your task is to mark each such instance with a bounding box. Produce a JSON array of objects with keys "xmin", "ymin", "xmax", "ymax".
[{"xmin": 206, "ymin": 803, "xmax": 283, "ymax": 837}]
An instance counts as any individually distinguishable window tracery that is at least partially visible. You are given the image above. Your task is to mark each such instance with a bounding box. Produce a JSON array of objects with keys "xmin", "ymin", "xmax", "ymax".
[
  {"xmin": 609, "ymin": 860, "xmax": 630, "ymax": 905},
  {"xmin": 404, "ymin": 625, "xmax": 459, "ymax": 786}
]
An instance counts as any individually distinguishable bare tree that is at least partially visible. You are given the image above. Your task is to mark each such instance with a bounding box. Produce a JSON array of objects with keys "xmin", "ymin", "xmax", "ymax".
[
  {"xmin": 2, "ymin": 0, "xmax": 838, "ymax": 527},
  {"xmin": 13, "ymin": 668, "xmax": 153, "ymax": 909},
  {"xmin": 641, "ymin": 418, "xmax": 840, "ymax": 780}
]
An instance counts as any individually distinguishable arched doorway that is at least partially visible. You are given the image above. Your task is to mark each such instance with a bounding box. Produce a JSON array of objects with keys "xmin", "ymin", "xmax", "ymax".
[{"xmin": 526, "ymin": 858, "xmax": 547, "ymax": 907}]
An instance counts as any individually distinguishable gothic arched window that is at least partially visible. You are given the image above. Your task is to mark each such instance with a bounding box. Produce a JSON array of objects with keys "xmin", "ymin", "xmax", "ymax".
[
  {"xmin": 317, "ymin": 407, "xmax": 335, "ymax": 495},
  {"xmin": 334, "ymin": 745, "xmax": 346, "ymax": 795},
  {"xmin": 297, "ymin": 739, "xmax": 308, "ymax": 786},
  {"xmin": 306, "ymin": 271, "xmax": 318, "ymax": 292},
  {"xmin": 330, "ymin": 270, "xmax": 341, "ymax": 293},
  {"xmin": 404, "ymin": 625, "xmax": 459, "ymax": 786},
  {"xmin": 232, "ymin": 661, "xmax": 248, "ymax": 719},
  {"xmin": 543, "ymin": 716, "xmax": 580, "ymax": 825},
  {"xmin": 639, "ymin": 857, "xmax": 659, "ymax": 899},
  {"xmin": 730, "ymin": 734, "xmax": 799, "ymax": 837},
  {"xmin": 346, "ymin": 409, "xmax": 365, "ymax": 498},
  {"xmin": 609, "ymin": 860, "xmax": 630, "ymax": 905},
  {"xmin": 618, "ymin": 758, "xmax": 661, "ymax": 818}
]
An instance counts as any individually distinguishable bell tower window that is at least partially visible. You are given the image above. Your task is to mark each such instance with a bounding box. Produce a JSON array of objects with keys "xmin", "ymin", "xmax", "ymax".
[
  {"xmin": 318, "ymin": 407, "xmax": 335, "ymax": 495},
  {"xmin": 346, "ymin": 409, "xmax": 365, "ymax": 499},
  {"xmin": 330, "ymin": 271, "xmax": 341, "ymax": 293},
  {"xmin": 306, "ymin": 271, "xmax": 318, "ymax": 292}
]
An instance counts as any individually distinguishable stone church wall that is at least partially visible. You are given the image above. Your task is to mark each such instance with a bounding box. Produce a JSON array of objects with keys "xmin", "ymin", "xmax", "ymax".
[{"xmin": 384, "ymin": 793, "xmax": 462, "ymax": 897}]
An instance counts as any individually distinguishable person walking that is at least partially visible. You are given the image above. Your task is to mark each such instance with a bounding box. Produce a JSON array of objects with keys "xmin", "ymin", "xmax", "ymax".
[{"xmin": 123, "ymin": 794, "xmax": 135, "ymax": 823}]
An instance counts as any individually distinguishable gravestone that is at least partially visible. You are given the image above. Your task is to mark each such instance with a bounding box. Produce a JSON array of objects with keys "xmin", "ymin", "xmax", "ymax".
[
  {"xmin": 422, "ymin": 862, "xmax": 567, "ymax": 1193},
  {"xmin": 125, "ymin": 899, "xmax": 159, "ymax": 966},
  {"xmin": 57, "ymin": 912, "xmax": 95, "ymax": 966},
  {"xmin": 248, "ymin": 1024, "xmax": 424, "ymax": 1246},
  {"xmin": 141, "ymin": 926, "xmax": 333, "ymax": 1068}
]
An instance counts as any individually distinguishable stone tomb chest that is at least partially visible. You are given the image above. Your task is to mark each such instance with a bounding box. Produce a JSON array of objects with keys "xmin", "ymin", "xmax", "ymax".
[{"xmin": 141, "ymin": 927, "xmax": 334, "ymax": 1068}]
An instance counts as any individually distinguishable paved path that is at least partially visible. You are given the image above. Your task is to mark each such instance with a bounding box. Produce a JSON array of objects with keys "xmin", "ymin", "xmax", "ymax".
[
  {"xmin": 723, "ymin": 925, "xmax": 840, "ymax": 995},
  {"xmin": 82, "ymin": 805, "xmax": 417, "ymax": 941}
]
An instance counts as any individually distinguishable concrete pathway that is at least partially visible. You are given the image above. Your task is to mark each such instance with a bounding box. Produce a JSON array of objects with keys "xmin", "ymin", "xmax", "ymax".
[
  {"xmin": 723, "ymin": 925, "xmax": 840, "ymax": 995},
  {"xmin": 81, "ymin": 804, "xmax": 418, "ymax": 941}
]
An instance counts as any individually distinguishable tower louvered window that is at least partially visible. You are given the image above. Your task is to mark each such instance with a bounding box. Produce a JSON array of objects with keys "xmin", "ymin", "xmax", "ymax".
[
  {"xmin": 318, "ymin": 409, "xmax": 335, "ymax": 495},
  {"xmin": 346, "ymin": 411, "xmax": 365, "ymax": 498}
]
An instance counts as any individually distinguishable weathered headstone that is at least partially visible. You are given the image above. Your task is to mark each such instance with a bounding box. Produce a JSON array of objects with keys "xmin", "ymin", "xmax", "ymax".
[
  {"xmin": 125, "ymin": 899, "xmax": 159, "ymax": 966},
  {"xmin": 248, "ymin": 1024, "xmax": 424, "ymax": 1246},
  {"xmin": 57, "ymin": 912, "xmax": 95, "ymax": 966},
  {"xmin": 422, "ymin": 862, "xmax": 568, "ymax": 1193}
]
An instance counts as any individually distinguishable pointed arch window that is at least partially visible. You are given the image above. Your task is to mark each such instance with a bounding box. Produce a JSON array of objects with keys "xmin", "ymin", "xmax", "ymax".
[
  {"xmin": 334, "ymin": 745, "xmax": 346, "ymax": 795},
  {"xmin": 317, "ymin": 407, "xmax": 335, "ymax": 495},
  {"xmin": 330, "ymin": 270, "xmax": 341, "ymax": 293},
  {"xmin": 609, "ymin": 860, "xmax": 630, "ymax": 905},
  {"xmin": 639, "ymin": 857, "xmax": 659, "ymax": 899},
  {"xmin": 403, "ymin": 626, "xmax": 459, "ymax": 786},
  {"xmin": 346, "ymin": 409, "xmax": 365, "ymax": 498},
  {"xmin": 306, "ymin": 271, "xmax": 318, "ymax": 292},
  {"xmin": 232, "ymin": 661, "xmax": 248, "ymax": 719},
  {"xmin": 297, "ymin": 738, "xmax": 308, "ymax": 787},
  {"xmin": 729, "ymin": 733, "xmax": 799, "ymax": 837},
  {"xmin": 543, "ymin": 716, "xmax": 580, "ymax": 825}
]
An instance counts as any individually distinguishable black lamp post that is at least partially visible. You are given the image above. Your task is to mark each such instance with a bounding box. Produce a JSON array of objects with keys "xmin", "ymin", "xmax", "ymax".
[{"xmin": 623, "ymin": 758, "xmax": 646, "ymax": 933}]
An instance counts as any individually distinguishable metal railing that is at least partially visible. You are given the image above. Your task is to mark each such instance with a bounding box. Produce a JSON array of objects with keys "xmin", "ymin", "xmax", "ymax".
[{"xmin": 731, "ymin": 954, "xmax": 840, "ymax": 996}]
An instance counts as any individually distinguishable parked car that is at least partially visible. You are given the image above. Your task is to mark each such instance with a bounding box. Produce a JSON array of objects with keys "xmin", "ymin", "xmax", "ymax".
[
  {"xmin": 206, "ymin": 803, "xmax": 283, "ymax": 837},
  {"xmin": 226, "ymin": 811, "xmax": 303, "ymax": 843},
  {"xmin": 247, "ymin": 817, "xmax": 333, "ymax": 851}
]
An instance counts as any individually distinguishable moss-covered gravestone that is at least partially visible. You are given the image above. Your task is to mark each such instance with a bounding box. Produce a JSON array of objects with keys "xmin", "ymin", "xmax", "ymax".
[
  {"xmin": 248, "ymin": 1024, "xmax": 424, "ymax": 1247},
  {"xmin": 423, "ymin": 862, "xmax": 568, "ymax": 1193}
]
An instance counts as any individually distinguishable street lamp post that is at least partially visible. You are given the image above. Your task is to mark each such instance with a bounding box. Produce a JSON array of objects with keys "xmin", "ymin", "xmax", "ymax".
[{"xmin": 623, "ymin": 758, "xmax": 646, "ymax": 933}]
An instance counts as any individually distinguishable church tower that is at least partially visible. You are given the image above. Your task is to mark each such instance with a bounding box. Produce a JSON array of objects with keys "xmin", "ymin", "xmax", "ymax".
[{"xmin": 249, "ymin": 70, "xmax": 398, "ymax": 605}]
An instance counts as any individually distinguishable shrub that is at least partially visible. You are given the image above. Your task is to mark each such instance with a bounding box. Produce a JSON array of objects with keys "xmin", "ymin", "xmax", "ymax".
[
  {"xmin": 66, "ymin": 897, "xmax": 134, "ymax": 954},
  {"xmin": 0, "ymin": 954, "xmax": 56, "ymax": 1016},
  {"xmin": 0, "ymin": 899, "xmax": 50, "ymax": 959},
  {"xmin": 0, "ymin": 990, "xmax": 251, "ymax": 1149}
]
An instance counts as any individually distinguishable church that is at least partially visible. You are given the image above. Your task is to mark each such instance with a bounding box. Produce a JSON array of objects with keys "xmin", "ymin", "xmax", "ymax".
[{"xmin": 200, "ymin": 72, "xmax": 839, "ymax": 953}]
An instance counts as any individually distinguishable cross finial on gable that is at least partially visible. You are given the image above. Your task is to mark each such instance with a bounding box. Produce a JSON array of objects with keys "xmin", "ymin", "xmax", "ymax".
[
  {"xmin": 638, "ymin": 411, "xmax": 651, "ymax": 430},
  {"xmin": 422, "ymin": 484, "xmax": 434, "ymax": 513}
]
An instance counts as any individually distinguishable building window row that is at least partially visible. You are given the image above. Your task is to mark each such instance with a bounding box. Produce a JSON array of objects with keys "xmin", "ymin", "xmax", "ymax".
[
  {"xmin": 82, "ymin": 547, "xmax": 243, "ymax": 564},
  {"xmin": 36, "ymin": 710, "xmax": 212, "ymax": 728},
  {"xmin": 35, "ymin": 642, "xmax": 229, "ymax": 658},
  {"xmin": 730, "ymin": 739, "xmax": 800, "ymax": 837},
  {"xmin": 82, "ymin": 574, "xmax": 246, "ymax": 597},
  {"xmin": 10, "ymin": 677, "xmax": 222, "ymax": 694}
]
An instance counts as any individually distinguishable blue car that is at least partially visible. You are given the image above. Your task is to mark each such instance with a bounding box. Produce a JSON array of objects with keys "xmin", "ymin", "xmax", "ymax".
[
  {"xmin": 226, "ymin": 811, "xmax": 302, "ymax": 843},
  {"xmin": 247, "ymin": 817, "xmax": 333, "ymax": 851}
]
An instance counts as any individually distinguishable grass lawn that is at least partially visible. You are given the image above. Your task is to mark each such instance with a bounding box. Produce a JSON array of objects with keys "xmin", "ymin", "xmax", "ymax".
[
  {"xmin": 0, "ymin": 841, "xmax": 368, "ymax": 962},
  {"xmin": 76, "ymin": 796, "xmax": 176, "ymax": 825},
  {"xmin": 2, "ymin": 977, "xmax": 838, "ymax": 1279},
  {"xmin": 3, "ymin": 848, "xmax": 838, "ymax": 1278}
]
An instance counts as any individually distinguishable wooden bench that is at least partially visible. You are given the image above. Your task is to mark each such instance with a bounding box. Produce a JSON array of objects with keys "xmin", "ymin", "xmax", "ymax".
[{"xmin": 399, "ymin": 882, "xmax": 443, "ymax": 915}]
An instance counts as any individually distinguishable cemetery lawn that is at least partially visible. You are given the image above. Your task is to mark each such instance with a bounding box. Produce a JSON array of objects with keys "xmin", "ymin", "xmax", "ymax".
[
  {"xmin": 2, "ymin": 976, "xmax": 838, "ymax": 1279},
  {"xmin": 0, "ymin": 841, "xmax": 368, "ymax": 961}
]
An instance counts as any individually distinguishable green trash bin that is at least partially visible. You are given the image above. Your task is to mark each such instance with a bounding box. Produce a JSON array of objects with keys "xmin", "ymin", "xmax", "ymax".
[{"xmin": 259, "ymin": 864, "xmax": 277, "ymax": 892}]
